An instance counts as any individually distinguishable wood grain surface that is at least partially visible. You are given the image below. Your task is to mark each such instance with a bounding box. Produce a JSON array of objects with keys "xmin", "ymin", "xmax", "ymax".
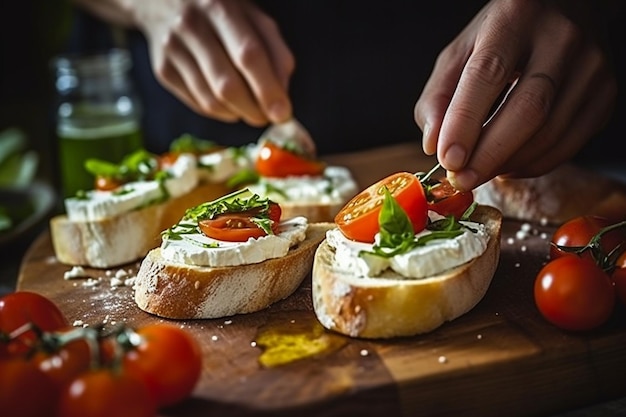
[{"xmin": 16, "ymin": 143, "xmax": 626, "ymax": 417}]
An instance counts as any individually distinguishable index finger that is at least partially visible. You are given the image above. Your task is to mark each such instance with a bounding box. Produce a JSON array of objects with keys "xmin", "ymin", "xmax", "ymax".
[
  {"xmin": 208, "ymin": 1, "xmax": 293, "ymax": 123},
  {"xmin": 437, "ymin": 17, "xmax": 525, "ymax": 172}
]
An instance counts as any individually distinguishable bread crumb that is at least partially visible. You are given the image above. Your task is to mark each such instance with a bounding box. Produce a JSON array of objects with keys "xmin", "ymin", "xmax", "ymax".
[
  {"xmin": 438, "ymin": 355, "xmax": 448, "ymax": 364},
  {"xmin": 194, "ymin": 281, "xmax": 200, "ymax": 290},
  {"xmin": 211, "ymin": 335, "xmax": 219, "ymax": 342},
  {"xmin": 360, "ymin": 349, "xmax": 369, "ymax": 356},
  {"xmin": 250, "ymin": 341, "xmax": 257, "ymax": 347},
  {"xmin": 64, "ymin": 266, "xmax": 89, "ymax": 280},
  {"xmin": 476, "ymin": 334, "xmax": 482, "ymax": 340}
]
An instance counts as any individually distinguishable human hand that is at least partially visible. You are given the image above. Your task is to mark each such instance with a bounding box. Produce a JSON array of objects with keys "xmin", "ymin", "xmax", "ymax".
[
  {"xmin": 414, "ymin": 0, "xmax": 617, "ymax": 191},
  {"xmin": 132, "ymin": 0, "xmax": 294, "ymax": 126}
]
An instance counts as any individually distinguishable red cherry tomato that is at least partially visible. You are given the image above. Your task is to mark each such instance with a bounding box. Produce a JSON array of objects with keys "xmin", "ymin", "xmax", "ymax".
[
  {"xmin": 0, "ymin": 291, "xmax": 69, "ymax": 355},
  {"xmin": 0, "ymin": 357, "xmax": 58, "ymax": 417},
  {"xmin": 612, "ymin": 250, "xmax": 626, "ymax": 306},
  {"xmin": 199, "ymin": 202, "xmax": 282, "ymax": 242},
  {"xmin": 550, "ymin": 216, "xmax": 625, "ymax": 262},
  {"xmin": 534, "ymin": 256, "xmax": 615, "ymax": 331},
  {"xmin": 58, "ymin": 368, "xmax": 157, "ymax": 417},
  {"xmin": 424, "ymin": 177, "xmax": 474, "ymax": 218},
  {"xmin": 255, "ymin": 141, "xmax": 325, "ymax": 177},
  {"xmin": 33, "ymin": 329, "xmax": 93, "ymax": 388},
  {"xmin": 335, "ymin": 172, "xmax": 428, "ymax": 243},
  {"xmin": 123, "ymin": 324, "xmax": 202, "ymax": 408},
  {"xmin": 94, "ymin": 175, "xmax": 123, "ymax": 191}
]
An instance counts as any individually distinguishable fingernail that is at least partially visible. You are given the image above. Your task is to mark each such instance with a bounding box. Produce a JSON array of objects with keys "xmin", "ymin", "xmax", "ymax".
[
  {"xmin": 448, "ymin": 169, "xmax": 478, "ymax": 192},
  {"xmin": 422, "ymin": 123, "xmax": 434, "ymax": 155},
  {"xmin": 442, "ymin": 144, "xmax": 467, "ymax": 171},
  {"xmin": 268, "ymin": 100, "xmax": 291, "ymax": 123}
]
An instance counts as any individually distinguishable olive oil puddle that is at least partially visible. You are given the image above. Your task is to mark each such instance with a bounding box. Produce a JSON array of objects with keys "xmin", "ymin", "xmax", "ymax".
[{"xmin": 255, "ymin": 312, "xmax": 347, "ymax": 368}]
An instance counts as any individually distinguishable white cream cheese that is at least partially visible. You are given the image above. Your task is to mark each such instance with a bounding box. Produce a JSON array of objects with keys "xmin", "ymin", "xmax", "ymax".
[
  {"xmin": 247, "ymin": 166, "xmax": 358, "ymax": 205},
  {"xmin": 326, "ymin": 213, "xmax": 489, "ymax": 279},
  {"xmin": 65, "ymin": 154, "xmax": 198, "ymax": 222},
  {"xmin": 196, "ymin": 145, "xmax": 255, "ymax": 183},
  {"xmin": 161, "ymin": 216, "xmax": 308, "ymax": 267}
]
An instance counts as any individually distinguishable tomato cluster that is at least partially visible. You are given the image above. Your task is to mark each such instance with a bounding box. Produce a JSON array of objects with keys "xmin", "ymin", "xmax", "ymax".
[
  {"xmin": 534, "ymin": 216, "xmax": 626, "ymax": 331},
  {"xmin": 0, "ymin": 291, "xmax": 202, "ymax": 417}
]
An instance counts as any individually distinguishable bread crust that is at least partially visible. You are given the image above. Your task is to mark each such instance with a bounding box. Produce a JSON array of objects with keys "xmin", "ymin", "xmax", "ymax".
[
  {"xmin": 50, "ymin": 182, "xmax": 231, "ymax": 268},
  {"xmin": 311, "ymin": 205, "xmax": 503, "ymax": 339},
  {"xmin": 134, "ymin": 222, "xmax": 335, "ymax": 319}
]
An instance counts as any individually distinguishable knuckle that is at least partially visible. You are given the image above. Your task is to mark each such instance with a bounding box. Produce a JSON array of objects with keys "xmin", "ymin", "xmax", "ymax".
[
  {"xmin": 232, "ymin": 38, "xmax": 265, "ymax": 69},
  {"xmin": 211, "ymin": 76, "xmax": 239, "ymax": 101},
  {"xmin": 511, "ymin": 83, "xmax": 552, "ymax": 127},
  {"xmin": 465, "ymin": 50, "xmax": 511, "ymax": 87}
]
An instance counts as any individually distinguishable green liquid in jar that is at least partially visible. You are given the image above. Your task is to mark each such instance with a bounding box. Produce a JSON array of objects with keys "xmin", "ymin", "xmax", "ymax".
[{"xmin": 58, "ymin": 115, "xmax": 143, "ymax": 198}]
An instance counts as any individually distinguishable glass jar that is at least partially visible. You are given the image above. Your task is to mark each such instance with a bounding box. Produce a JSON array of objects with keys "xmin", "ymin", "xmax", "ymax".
[{"xmin": 51, "ymin": 48, "xmax": 143, "ymax": 198}]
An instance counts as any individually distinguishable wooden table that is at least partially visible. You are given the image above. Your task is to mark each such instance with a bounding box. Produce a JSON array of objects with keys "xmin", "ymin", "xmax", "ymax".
[{"xmin": 17, "ymin": 142, "xmax": 626, "ymax": 417}]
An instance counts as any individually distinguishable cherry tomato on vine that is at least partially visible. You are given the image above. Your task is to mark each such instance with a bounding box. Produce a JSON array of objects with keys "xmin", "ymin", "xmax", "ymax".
[
  {"xmin": 255, "ymin": 141, "xmax": 325, "ymax": 177},
  {"xmin": 335, "ymin": 172, "xmax": 428, "ymax": 243},
  {"xmin": 199, "ymin": 202, "xmax": 282, "ymax": 242},
  {"xmin": 0, "ymin": 357, "xmax": 58, "ymax": 417},
  {"xmin": 0, "ymin": 291, "xmax": 69, "ymax": 355},
  {"xmin": 549, "ymin": 216, "xmax": 625, "ymax": 262},
  {"xmin": 534, "ymin": 256, "xmax": 615, "ymax": 331},
  {"xmin": 424, "ymin": 177, "xmax": 474, "ymax": 219},
  {"xmin": 33, "ymin": 330, "xmax": 93, "ymax": 388},
  {"xmin": 58, "ymin": 368, "xmax": 157, "ymax": 417},
  {"xmin": 122, "ymin": 324, "xmax": 202, "ymax": 408},
  {"xmin": 612, "ymin": 250, "xmax": 626, "ymax": 306}
]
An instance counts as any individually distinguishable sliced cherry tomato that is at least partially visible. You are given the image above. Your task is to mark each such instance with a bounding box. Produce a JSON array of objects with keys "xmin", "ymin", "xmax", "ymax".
[
  {"xmin": 159, "ymin": 151, "xmax": 180, "ymax": 169},
  {"xmin": 199, "ymin": 202, "xmax": 282, "ymax": 242},
  {"xmin": 123, "ymin": 324, "xmax": 202, "ymax": 408},
  {"xmin": 255, "ymin": 141, "xmax": 325, "ymax": 177},
  {"xmin": 335, "ymin": 172, "xmax": 428, "ymax": 243},
  {"xmin": 94, "ymin": 175, "xmax": 123, "ymax": 191},
  {"xmin": 0, "ymin": 291, "xmax": 69, "ymax": 355},
  {"xmin": 612, "ymin": 250, "xmax": 626, "ymax": 306},
  {"xmin": 0, "ymin": 357, "xmax": 58, "ymax": 417},
  {"xmin": 534, "ymin": 256, "xmax": 615, "ymax": 331},
  {"xmin": 424, "ymin": 177, "xmax": 474, "ymax": 218},
  {"xmin": 58, "ymin": 368, "xmax": 157, "ymax": 417},
  {"xmin": 550, "ymin": 216, "xmax": 625, "ymax": 262}
]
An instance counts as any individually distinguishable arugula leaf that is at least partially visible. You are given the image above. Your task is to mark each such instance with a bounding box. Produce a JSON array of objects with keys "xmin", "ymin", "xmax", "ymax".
[
  {"xmin": 170, "ymin": 134, "xmax": 217, "ymax": 154},
  {"xmin": 360, "ymin": 187, "xmax": 471, "ymax": 259}
]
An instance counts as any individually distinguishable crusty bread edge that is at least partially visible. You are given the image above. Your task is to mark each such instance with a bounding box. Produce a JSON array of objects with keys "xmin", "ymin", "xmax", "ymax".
[
  {"xmin": 311, "ymin": 205, "xmax": 503, "ymax": 339},
  {"xmin": 49, "ymin": 182, "xmax": 231, "ymax": 268},
  {"xmin": 134, "ymin": 222, "xmax": 335, "ymax": 319}
]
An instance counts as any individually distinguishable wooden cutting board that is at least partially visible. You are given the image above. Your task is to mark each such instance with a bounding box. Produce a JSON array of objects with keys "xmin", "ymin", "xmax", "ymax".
[{"xmin": 16, "ymin": 143, "xmax": 626, "ymax": 417}]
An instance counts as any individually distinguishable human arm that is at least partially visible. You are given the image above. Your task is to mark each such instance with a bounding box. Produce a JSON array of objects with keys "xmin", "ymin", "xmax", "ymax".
[
  {"xmin": 70, "ymin": 0, "xmax": 294, "ymax": 126},
  {"xmin": 414, "ymin": 0, "xmax": 620, "ymax": 191}
]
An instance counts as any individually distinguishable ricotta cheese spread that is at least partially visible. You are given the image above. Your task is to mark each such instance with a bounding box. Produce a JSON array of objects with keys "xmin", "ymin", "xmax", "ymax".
[
  {"xmin": 196, "ymin": 145, "xmax": 254, "ymax": 183},
  {"xmin": 161, "ymin": 216, "xmax": 308, "ymax": 267},
  {"xmin": 326, "ymin": 213, "xmax": 489, "ymax": 279},
  {"xmin": 247, "ymin": 166, "xmax": 358, "ymax": 205},
  {"xmin": 65, "ymin": 154, "xmax": 198, "ymax": 222}
]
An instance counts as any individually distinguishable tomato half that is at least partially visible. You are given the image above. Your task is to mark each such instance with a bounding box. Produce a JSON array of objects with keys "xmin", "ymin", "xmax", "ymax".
[
  {"xmin": 123, "ymin": 324, "xmax": 202, "ymax": 408},
  {"xmin": 424, "ymin": 177, "xmax": 474, "ymax": 218},
  {"xmin": 534, "ymin": 256, "xmax": 615, "ymax": 331},
  {"xmin": 0, "ymin": 291, "xmax": 69, "ymax": 355},
  {"xmin": 550, "ymin": 216, "xmax": 625, "ymax": 262},
  {"xmin": 335, "ymin": 172, "xmax": 428, "ymax": 243},
  {"xmin": 58, "ymin": 368, "xmax": 157, "ymax": 417},
  {"xmin": 199, "ymin": 202, "xmax": 282, "ymax": 242},
  {"xmin": 255, "ymin": 141, "xmax": 325, "ymax": 177}
]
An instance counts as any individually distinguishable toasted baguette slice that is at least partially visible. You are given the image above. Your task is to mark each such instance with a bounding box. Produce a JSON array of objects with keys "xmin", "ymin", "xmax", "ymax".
[
  {"xmin": 312, "ymin": 205, "xmax": 503, "ymax": 339},
  {"xmin": 473, "ymin": 163, "xmax": 626, "ymax": 225},
  {"xmin": 50, "ymin": 182, "xmax": 231, "ymax": 268},
  {"xmin": 134, "ymin": 222, "xmax": 335, "ymax": 319}
]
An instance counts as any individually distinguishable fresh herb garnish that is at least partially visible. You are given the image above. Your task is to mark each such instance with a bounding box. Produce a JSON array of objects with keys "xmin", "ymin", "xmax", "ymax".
[
  {"xmin": 169, "ymin": 134, "xmax": 217, "ymax": 154},
  {"xmin": 359, "ymin": 187, "xmax": 476, "ymax": 259}
]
